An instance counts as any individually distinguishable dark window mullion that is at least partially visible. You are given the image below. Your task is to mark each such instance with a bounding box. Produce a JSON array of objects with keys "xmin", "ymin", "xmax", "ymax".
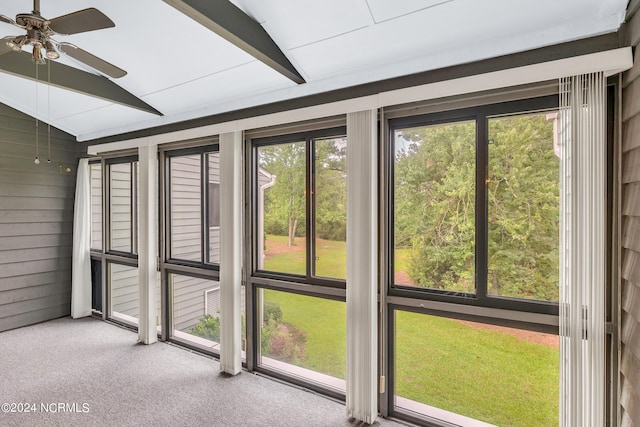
[
  {"xmin": 306, "ymin": 138, "xmax": 314, "ymax": 280},
  {"xmin": 476, "ymin": 115, "xmax": 488, "ymax": 301},
  {"xmin": 131, "ymin": 162, "xmax": 137, "ymax": 254},
  {"xmin": 201, "ymin": 153, "xmax": 208, "ymax": 264}
]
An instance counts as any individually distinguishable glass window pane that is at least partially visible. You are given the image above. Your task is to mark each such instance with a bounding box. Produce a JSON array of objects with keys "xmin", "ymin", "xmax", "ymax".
[
  {"xmin": 258, "ymin": 142, "xmax": 307, "ymax": 275},
  {"xmin": 110, "ymin": 263, "xmax": 138, "ymax": 325},
  {"xmin": 394, "ymin": 310, "xmax": 558, "ymax": 426},
  {"xmin": 170, "ymin": 154, "xmax": 202, "ymax": 262},
  {"xmin": 313, "ymin": 138, "xmax": 347, "ymax": 280},
  {"xmin": 259, "ymin": 289, "xmax": 346, "ymax": 391},
  {"xmin": 90, "ymin": 163, "xmax": 102, "ymax": 250},
  {"xmin": 170, "ymin": 272, "xmax": 221, "ymax": 351},
  {"xmin": 207, "ymin": 152, "xmax": 221, "ymax": 264},
  {"xmin": 393, "ymin": 121, "xmax": 476, "ymax": 293},
  {"xmin": 109, "ymin": 163, "xmax": 132, "ymax": 252},
  {"xmin": 487, "ymin": 113, "xmax": 559, "ymax": 302}
]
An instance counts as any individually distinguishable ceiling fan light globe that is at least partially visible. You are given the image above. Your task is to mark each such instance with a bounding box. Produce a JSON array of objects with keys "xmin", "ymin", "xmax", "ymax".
[{"xmin": 44, "ymin": 40, "xmax": 58, "ymax": 59}]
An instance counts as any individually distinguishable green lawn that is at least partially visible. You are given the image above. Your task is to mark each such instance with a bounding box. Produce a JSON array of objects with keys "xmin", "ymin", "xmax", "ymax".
[
  {"xmin": 263, "ymin": 234, "xmax": 347, "ymax": 279},
  {"xmin": 262, "ymin": 234, "xmax": 559, "ymax": 426},
  {"xmin": 263, "ymin": 289, "xmax": 346, "ymax": 379},
  {"xmin": 395, "ymin": 311, "xmax": 558, "ymax": 426}
]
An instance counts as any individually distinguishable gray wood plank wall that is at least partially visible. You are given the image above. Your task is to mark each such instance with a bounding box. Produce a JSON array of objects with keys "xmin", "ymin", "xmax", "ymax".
[
  {"xmin": 0, "ymin": 103, "xmax": 77, "ymax": 332},
  {"xmin": 621, "ymin": 8, "xmax": 640, "ymax": 425}
]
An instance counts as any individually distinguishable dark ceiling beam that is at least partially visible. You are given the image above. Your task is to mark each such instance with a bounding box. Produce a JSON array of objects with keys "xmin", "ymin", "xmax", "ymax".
[
  {"xmin": 163, "ymin": 0, "xmax": 305, "ymax": 84},
  {"xmin": 0, "ymin": 51, "xmax": 162, "ymax": 116}
]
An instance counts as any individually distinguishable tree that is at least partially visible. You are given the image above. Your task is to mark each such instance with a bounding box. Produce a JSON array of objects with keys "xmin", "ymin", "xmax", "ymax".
[
  {"xmin": 394, "ymin": 114, "xmax": 559, "ymax": 301},
  {"xmin": 486, "ymin": 115, "xmax": 559, "ymax": 301},
  {"xmin": 259, "ymin": 142, "xmax": 306, "ymax": 246},
  {"xmin": 395, "ymin": 121, "xmax": 476, "ymax": 291},
  {"xmin": 189, "ymin": 314, "xmax": 220, "ymax": 342},
  {"xmin": 314, "ymin": 138, "xmax": 347, "ymax": 241}
]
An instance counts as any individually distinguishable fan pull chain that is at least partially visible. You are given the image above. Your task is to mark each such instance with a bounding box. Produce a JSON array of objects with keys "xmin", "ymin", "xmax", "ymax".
[
  {"xmin": 34, "ymin": 60, "xmax": 39, "ymax": 165},
  {"xmin": 47, "ymin": 60, "xmax": 51, "ymax": 163}
]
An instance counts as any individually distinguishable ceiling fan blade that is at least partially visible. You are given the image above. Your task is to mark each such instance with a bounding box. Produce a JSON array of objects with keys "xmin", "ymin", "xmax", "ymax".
[
  {"xmin": 48, "ymin": 8, "xmax": 115, "ymax": 35},
  {"xmin": 0, "ymin": 14, "xmax": 24, "ymax": 28},
  {"xmin": 58, "ymin": 43, "xmax": 126, "ymax": 78},
  {"xmin": 0, "ymin": 14, "xmax": 14, "ymax": 24}
]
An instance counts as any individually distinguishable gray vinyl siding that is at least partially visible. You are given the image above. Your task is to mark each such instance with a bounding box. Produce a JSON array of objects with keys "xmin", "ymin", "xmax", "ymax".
[
  {"xmin": 90, "ymin": 163, "xmax": 102, "ymax": 250},
  {"xmin": 0, "ymin": 103, "xmax": 77, "ymax": 332},
  {"xmin": 169, "ymin": 153, "xmax": 221, "ymax": 263},
  {"xmin": 111, "ymin": 263, "xmax": 138, "ymax": 318},
  {"xmin": 621, "ymin": 6, "xmax": 640, "ymax": 425},
  {"xmin": 109, "ymin": 162, "xmax": 133, "ymax": 253},
  {"xmin": 170, "ymin": 154, "xmax": 201, "ymax": 261},
  {"xmin": 172, "ymin": 275, "xmax": 218, "ymax": 332},
  {"xmin": 208, "ymin": 152, "xmax": 221, "ymax": 263},
  {"xmin": 162, "ymin": 150, "xmax": 222, "ymax": 332}
]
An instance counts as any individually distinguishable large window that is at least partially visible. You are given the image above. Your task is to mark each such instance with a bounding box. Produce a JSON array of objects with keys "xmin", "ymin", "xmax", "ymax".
[
  {"xmin": 166, "ymin": 146, "xmax": 220, "ymax": 266},
  {"xmin": 487, "ymin": 113, "xmax": 559, "ymax": 302},
  {"xmin": 258, "ymin": 289, "xmax": 346, "ymax": 392},
  {"xmin": 388, "ymin": 97, "xmax": 561, "ymax": 425},
  {"xmin": 255, "ymin": 130, "xmax": 347, "ymax": 283},
  {"xmin": 393, "ymin": 119, "xmax": 476, "ymax": 293},
  {"xmin": 108, "ymin": 158, "xmax": 138, "ymax": 255},
  {"xmin": 392, "ymin": 309, "xmax": 559, "ymax": 426},
  {"xmin": 251, "ymin": 126, "xmax": 347, "ymax": 394},
  {"xmin": 169, "ymin": 272, "xmax": 222, "ymax": 351},
  {"xmin": 163, "ymin": 143, "xmax": 222, "ymax": 353},
  {"xmin": 109, "ymin": 262, "xmax": 139, "ymax": 325},
  {"xmin": 390, "ymin": 98, "xmax": 559, "ymax": 310}
]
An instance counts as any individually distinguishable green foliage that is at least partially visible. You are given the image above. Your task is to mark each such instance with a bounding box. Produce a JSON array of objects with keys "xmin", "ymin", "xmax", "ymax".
[
  {"xmin": 259, "ymin": 138, "xmax": 347, "ymax": 244},
  {"xmin": 395, "ymin": 114, "xmax": 560, "ymax": 301},
  {"xmin": 314, "ymin": 139, "xmax": 347, "ymax": 241},
  {"xmin": 395, "ymin": 121, "xmax": 476, "ymax": 291},
  {"xmin": 261, "ymin": 300, "xmax": 307, "ymax": 363},
  {"xmin": 263, "ymin": 301, "xmax": 283, "ymax": 324},
  {"xmin": 259, "ymin": 142, "xmax": 306, "ymax": 246},
  {"xmin": 487, "ymin": 115, "xmax": 559, "ymax": 301},
  {"xmin": 189, "ymin": 314, "xmax": 220, "ymax": 342}
]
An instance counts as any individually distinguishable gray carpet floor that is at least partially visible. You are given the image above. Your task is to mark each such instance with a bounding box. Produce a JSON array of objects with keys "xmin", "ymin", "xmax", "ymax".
[{"xmin": 0, "ymin": 317, "xmax": 405, "ymax": 427}]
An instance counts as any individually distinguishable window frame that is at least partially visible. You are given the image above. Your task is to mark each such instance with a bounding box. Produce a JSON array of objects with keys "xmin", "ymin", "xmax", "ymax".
[
  {"xmin": 251, "ymin": 126, "xmax": 347, "ymax": 288},
  {"xmin": 164, "ymin": 144, "xmax": 220, "ymax": 269},
  {"xmin": 89, "ymin": 159, "xmax": 104, "ymax": 253},
  {"xmin": 387, "ymin": 95, "xmax": 560, "ymax": 316},
  {"xmin": 105, "ymin": 155, "xmax": 139, "ymax": 259}
]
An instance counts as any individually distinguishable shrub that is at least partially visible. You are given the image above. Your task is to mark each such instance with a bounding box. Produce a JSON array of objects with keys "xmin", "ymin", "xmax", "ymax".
[{"xmin": 189, "ymin": 314, "xmax": 221, "ymax": 342}]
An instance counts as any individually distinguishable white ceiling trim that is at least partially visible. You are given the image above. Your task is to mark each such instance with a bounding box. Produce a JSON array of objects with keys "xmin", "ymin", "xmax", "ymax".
[{"xmin": 87, "ymin": 47, "xmax": 632, "ymax": 156}]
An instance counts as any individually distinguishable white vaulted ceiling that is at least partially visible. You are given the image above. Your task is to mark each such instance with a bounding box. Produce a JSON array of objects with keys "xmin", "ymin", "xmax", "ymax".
[{"xmin": 0, "ymin": 0, "xmax": 629, "ymax": 141}]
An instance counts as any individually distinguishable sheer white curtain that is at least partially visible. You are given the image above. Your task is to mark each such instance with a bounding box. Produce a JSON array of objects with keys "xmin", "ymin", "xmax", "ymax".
[
  {"xmin": 71, "ymin": 158, "xmax": 92, "ymax": 318},
  {"xmin": 559, "ymin": 72, "xmax": 606, "ymax": 426}
]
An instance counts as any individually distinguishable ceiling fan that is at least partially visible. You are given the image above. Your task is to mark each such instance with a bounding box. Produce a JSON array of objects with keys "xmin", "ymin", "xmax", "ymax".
[{"xmin": 0, "ymin": 0, "xmax": 126, "ymax": 78}]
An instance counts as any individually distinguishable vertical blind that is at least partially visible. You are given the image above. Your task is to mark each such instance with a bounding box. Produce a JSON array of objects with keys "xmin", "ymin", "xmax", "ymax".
[{"xmin": 559, "ymin": 72, "xmax": 606, "ymax": 426}]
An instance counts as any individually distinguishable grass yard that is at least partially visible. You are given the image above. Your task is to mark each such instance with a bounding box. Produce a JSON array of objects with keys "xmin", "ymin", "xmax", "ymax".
[
  {"xmin": 395, "ymin": 311, "xmax": 558, "ymax": 427},
  {"xmin": 263, "ymin": 289, "xmax": 346, "ymax": 379},
  {"xmin": 262, "ymin": 234, "xmax": 559, "ymax": 426},
  {"xmin": 263, "ymin": 234, "xmax": 347, "ymax": 279}
]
